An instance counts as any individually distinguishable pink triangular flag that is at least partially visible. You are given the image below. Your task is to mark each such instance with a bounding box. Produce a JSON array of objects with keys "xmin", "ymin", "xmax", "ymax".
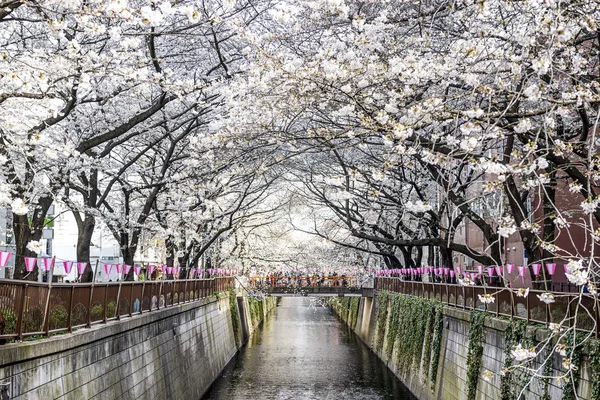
[
  {"xmin": 24, "ymin": 257, "xmax": 37, "ymax": 272},
  {"xmin": 477, "ymin": 265, "xmax": 483, "ymax": 275},
  {"xmin": 115, "ymin": 264, "xmax": 122, "ymax": 273},
  {"xmin": 133, "ymin": 266, "xmax": 141, "ymax": 275},
  {"xmin": 42, "ymin": 258, "xmax": 53, "ymax": 271},
  {"xmin": 77, "ymin": 262, "xmax": 87, "ymax": 275},
  {"xmin": 456, "ymin": 266, "xmax": 462, "ymax": 275},
  {"xmin": 450, "ymin": 271, "xmax": 455, "ymax": 278},
  {"xmin": 564, "ymin": 264, "xmax": 570, "ymax": 274},
  {"xmin": 166, "ymin": 266, "xmax": 173, "ymax": 274},
  {"xmin": 495, "ymin": 266, "xmax": 503, "ymax": 277},
  {"xmin": 546, "ymin": 263, "xmax": 556, "ymax": 275},
  {"xmin": 444, "ymin": 267, "xmax": 449, "ymax": 275},
  {"xmin": 123, "ymin": 264, "xmax": 132, "ymax": 274},
  {"xmin": 532, "ymin": 264, "xmax": 542, "ymax": 276},
  {"xmin": 63, "ymin": 261, "xmax": 73, "ymax": 274},
  {"xmin": 148, "ymin": 265, "xmax": 155, "ymax": 276},
  {"xmin": 104, "ymin": 264, "xmax": 112, "ymax": 275},
  {"xmin": 506, "ymin": 264, "xmax": 514, "ymax": 274},
  {"xmin": 0, "ymin": 251, "xmax": 11, "ymax": 267},
  {"xmin": 518, "ymin": 266, "xmax": 525, "ymax": 284}
]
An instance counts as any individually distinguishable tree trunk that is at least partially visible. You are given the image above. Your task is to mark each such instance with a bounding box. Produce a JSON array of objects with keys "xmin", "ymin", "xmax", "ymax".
[
  {"xmin": 77, "ymin": 213, "xmax": 96, "ymax": 282},
  {"xmin": 12, "ymin": 213, "xmax": 41, "ymax": 280},
  {"xmin": 165, "ymin": 236, "xmax": 175, "ymax": 280}
]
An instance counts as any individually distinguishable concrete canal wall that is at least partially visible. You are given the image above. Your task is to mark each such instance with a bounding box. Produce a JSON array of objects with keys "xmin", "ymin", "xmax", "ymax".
[
  {"xmin": 0, "ymin": 293, "xmax": 277, "ymax": 400},
  {"xmin": 331, "ymin": 293, "xmax": 596, "ymax": 400}
]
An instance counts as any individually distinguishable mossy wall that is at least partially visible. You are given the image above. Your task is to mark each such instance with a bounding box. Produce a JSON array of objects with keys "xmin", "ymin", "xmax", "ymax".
[
  {"xmin": 332, "ymin": 292, "xmax": 598, "ymax": 400},
  {"xmin": 0, "ymin": 292, "xmax": 276, "ymax": 400}
]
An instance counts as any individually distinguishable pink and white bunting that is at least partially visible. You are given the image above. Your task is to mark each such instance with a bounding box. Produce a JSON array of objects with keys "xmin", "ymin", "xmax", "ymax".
[
  {"xmin": 477, "ymin": 265, "xmax": 483, "ymax": 275},
  {"xmin": 531, "ymin": 264, "xmax": 542, "ymax": 276},
  {"xmin": 77, "ymin": 262, "xmax": 87, "ymax": 275},
  {"xmin": 148, "ymin": 265, "xmax": 155, "ymax": 276},
  {"xmin": 443, "ymin": 267, "xmax": 449, "ymax": 275},
  {"xmin": 518, "ymin": 266, "xmax": 526, "ymax": 284},
  {"xmin": 456, "ymin": 266, "xmax": 462, "ymax": 275},
  {"xmin": 450, "ymin": 271, "xmax": 455, "ymax": 279},
  {"xmin": 546, "ymin": 263, "xmax": 556, "ymax": 275},
  {"xmin": 115, "ymin": 264, "xmax": 122, "ymax": 274},
  {"xmin": 63, "ymin": 261, "xmax": 73, "ymax": 274},
  {"xmin": 487, "ymin": 267, "xmax": 495, "ymax": 283},
  {"xmin": 133, "ymin": 266, "xmax": 141, "ymax": 275},
  {"xmin": 0, "ymin": 251, "xmax": 11, "ymax": 267},
  {"xmin": 564, "ymin": 264, "xmax": 570, "ymax": 274},
  {"xmin": 166, "ymin": 266, "xmax": 173, "ymax": 274},
  {"xmin": 123, "ymin": 264, "xmax": 132, "ymax": 274},
  {"xmin": 24, "ymin": 257, "xmax": 37, "ymax": 272},
  {"xmin": 506, "ymin": 264, "xmax": 515, "ymax": 274},
  {"xmin": 104, "ymin": 264, "xmax": 112, "ymax": 275},
  {"xmin": 495, "ymin": 266, "xmax": 503, "ymax": 277},
  {"xmin": 43, "ymin": 258, "xmax": 53, "ymax": 271}
]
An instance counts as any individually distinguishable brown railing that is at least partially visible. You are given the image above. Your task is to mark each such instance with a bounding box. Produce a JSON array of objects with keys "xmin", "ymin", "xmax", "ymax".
[
  {"xmin": 375, "ymin": 277, "xmax": 600, "ymax": 336},
  {"xmin": 249, "ymin": 275, "xmax": 358, "ymax": 288},
  {"xmin": 0, "ymin": 277, "xmax": 235, "ymax": 340}
]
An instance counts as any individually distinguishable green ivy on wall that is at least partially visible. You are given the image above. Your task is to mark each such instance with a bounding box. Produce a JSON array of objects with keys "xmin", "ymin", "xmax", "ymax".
[
  {"xmin": 374, "ymin": 290, "xmax": 390, "ymax": 354},
  {"xmin": 588, "ymin": 339, "xmax": 600, "ymax": 400},
  {"xmin": 500, "ymin": 319, "xmax": 527, "ymax": 400},
  {"xmin": 349, "ymin": 297, "xmax": 360, "ymax": 329},
  {"xmin": 429, "ymin": 303, "xmax": 444, "ymax": 389},
  {"xmin": 228, "ymin": 290, "xmax": 240, "ymax": 347},
  {"xmin": 466, "ymin": 311, "xmax": 487, "ymax": 400},
  {"xmin": 373, "ymin": 290, "xmax": 443, "ymax": 388},
  {"xmin": 562, "ymin": 331, "xmax": 585, "ymax": 400}
]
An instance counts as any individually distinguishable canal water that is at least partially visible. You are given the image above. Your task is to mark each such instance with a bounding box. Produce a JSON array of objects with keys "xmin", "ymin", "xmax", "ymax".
[{"xmin": 202, "ymin": 297, "xmax": 416, "ymax": 400}]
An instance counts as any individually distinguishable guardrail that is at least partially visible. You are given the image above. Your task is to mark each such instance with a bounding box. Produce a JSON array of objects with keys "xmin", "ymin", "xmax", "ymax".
[
  {"xmin": 375, "ymin": 277, "xmax": 599, "ymax": 336},
  {"xmin": 0, "ymin": 277, "xmax": 235, "ymax": 341},
  {"xmin": 249, "ymin": 275, "xmax": 358, "ymax": 288}
]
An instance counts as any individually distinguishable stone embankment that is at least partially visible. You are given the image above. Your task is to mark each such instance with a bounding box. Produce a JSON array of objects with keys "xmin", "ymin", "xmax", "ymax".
[{"xmin": 0, "ymin": 292, "xmax": 277, "ymax": 399}]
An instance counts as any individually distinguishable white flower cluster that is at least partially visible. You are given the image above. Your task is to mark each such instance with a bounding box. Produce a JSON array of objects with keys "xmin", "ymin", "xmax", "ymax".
[
  {"xmin": 510, "ymin": 344, "xmax": 537, "ymax": 362},
  {"xmin": 405, "ymin": 201, "xmax": 432, "ymax": 213},
  {"xmin": 26, "ymin": 240, "xmax": 43, "ymax": 255},
  {"xmin": 537, "ymin": 292, "xmax": 555, "ymax": 304},
  {"xmin": 564, "ymin": 259, "xmax": 588, "ymax": 286},
  {"xmin": 497, "ymin": 216, "xmax": 517, "ymax": 238},
  {"xmin": 478, "ymin": 294, "xmax": 495, "ymax": 304}
]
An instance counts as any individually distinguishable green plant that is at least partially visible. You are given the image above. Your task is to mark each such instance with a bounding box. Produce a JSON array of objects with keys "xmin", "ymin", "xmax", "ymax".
[
  {"xmin": 429, "ymin": 303, "xmax": 444, "ymax": 388},
  {"xmin": 106, "ymin": 300, "xmax": 117, "ymax": 318},
  {"xmin": 500, "ymin": 320, "xmax": 528, "ymax": 400},
  {"xmin": 0, "ymin": 307, "xmax": 17, "ymax": 334},
  {"xmin": 91, "ymin": 304, "xmax": 104, "ymax": 320},
  {"xmin": 588, "ymin": 339, "xmax": 600, "ymax": 400},
  {"xmin": 228, "ymin": 290, "xmax": 240, "ymax": 347},
  {"xmin": 466, "ymin": 311, "xmax": 486, "ymax": 400},
  {"xmin": 374, "ymin": 290, "xmax": 390, "ymax": 353},
  {"xmin": 48, "ymin": 305, "xmax": 68, "ymax": 330},
  {"xmin": 562, "ymin": 332, "xmax": 585, "ymax": 400}
]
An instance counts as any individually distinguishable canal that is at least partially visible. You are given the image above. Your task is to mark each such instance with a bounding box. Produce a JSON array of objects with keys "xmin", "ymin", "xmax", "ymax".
[{"xmin": 202, "ymin": 297, "xmax": 417, "ymax": 399}]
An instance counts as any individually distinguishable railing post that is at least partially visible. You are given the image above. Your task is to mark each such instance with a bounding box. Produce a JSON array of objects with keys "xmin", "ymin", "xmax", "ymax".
[
  {"xmin": 16, "ymin": 284, "xmax": 28, "ymax": 341},
  {"xmin": 103, "ymin": 284, "xmax": 108, "ymax": 323},
  {"xmin": 67, "ymin": 286, "xmax": 74, "ymax": 333}
]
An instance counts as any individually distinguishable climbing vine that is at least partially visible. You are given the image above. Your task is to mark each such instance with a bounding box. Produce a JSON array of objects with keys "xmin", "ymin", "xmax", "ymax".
[
  {"xmin": 228, "ymin": 290, "xmax": 240, "ymax": 347},
  {"xmin": 429, "ymin": 303, "xmax": 444, "ymax": 389},
  {"xmin": 562, "ymin": 332, "xmax": 585, "ymax": 400},
  {"xmin": 466, "ymin": 311, "xmax": 487, "ymax": 400},
  {"xmin": 588, "ymin": 339, "xmax": 600, "ymax": 400},
  {"xmin": 349, "ymin": 297, "xmax": 360, "ymax": 329},
  {"xmin": 374, "ymin": 290, "xmax": 390, "ymax": 354},
  {"xmin": 500, "ymin": 319, "xmax": 528, "ymax": 400},
  {"xmin": 421, "ymin": 303, "xmax": 435, "ymax": 383}
]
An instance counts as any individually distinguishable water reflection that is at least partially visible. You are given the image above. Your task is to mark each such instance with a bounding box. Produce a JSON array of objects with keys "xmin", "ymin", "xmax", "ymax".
[{"xmin": 202, "ymin": 297, "xmax": 416, "ymax": 400}]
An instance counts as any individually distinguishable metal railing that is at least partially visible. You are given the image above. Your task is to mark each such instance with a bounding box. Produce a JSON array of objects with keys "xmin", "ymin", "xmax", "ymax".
[
  {"xmin": 375, "ymin": 277, "xmax": 600, "ymax": 336},
  {"xmin": 249, "ymin": 275, "xmax": 358, "ymax": 288},
  {"xmin": 0, "ymin": 277, "xmax": 235, "ymax": 340}
]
